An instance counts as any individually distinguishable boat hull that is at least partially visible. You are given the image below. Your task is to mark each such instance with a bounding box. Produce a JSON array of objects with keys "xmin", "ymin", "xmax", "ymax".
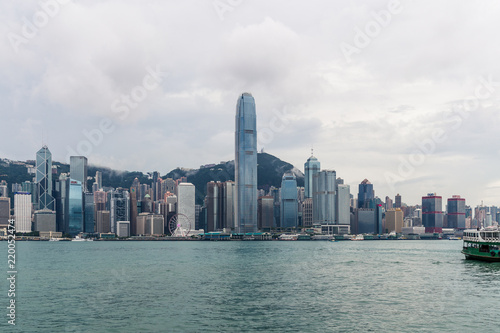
[{"xmin": 462, "ymin": 250, "xmax": 500, "ymax": 262}]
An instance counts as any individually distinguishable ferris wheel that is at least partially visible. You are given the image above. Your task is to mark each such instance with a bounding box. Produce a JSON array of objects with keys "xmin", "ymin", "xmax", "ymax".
[{"xmin": 168, "ymin": 213, "xmax": 192, "ymax": 237}]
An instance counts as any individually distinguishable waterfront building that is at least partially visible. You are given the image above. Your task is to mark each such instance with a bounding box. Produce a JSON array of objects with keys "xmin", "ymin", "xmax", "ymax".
[
  {"xmin": 117, "ymin": 221, "xmax": 130, "ymax": 238},
  {"xmin": 358, "ymin": 179, "xmax": 374, "ymax": 209},
  {"xmin": 136, "ymin": 213, "xmax": 164, "ymax": 235},
  {"xmin": 33, "ymin": 209, "xmax": 56, "ymax": 232},
  {"xmin": 312, "ymin": 170, "xmax": 336, "ymax": 226},
  {"xmin": 223, "ymin": 181, "xmax": 235, "ymax": 230},
  {"xmin": 84, "ymin": 192, "xmax": 94, "ymax": 233},
  {"xmin": 206, "ymin": 181, "xmax": 223, "ymax": 232},
  {"xmin": 304, "ymin": 153, "xmax": 320, "ymax": 199},
  {"xmin": 302, "ymin": 198, "xmax": 313, "ymax": 227},
  {"xmin": 67, "ymin": 179, "xmax": 83, "ymax": 235},
  {"xmin": 355, "ymin": 205, "xmax": 383, "ymax": 234},
  {"xmin": 177, "ymin": 183, "xmax": 195, "ymax": 233},
  {"xmin": 129, "ymin": 187, "xmax": 138, "ymax": 236},
  {"xmin": 258, "ymin": 196, "xmax": 274, "ymax": 230},
  {"xmin": 280, "ymin": 172, "xmax": 298, "ymax": 228},
  {"xmin": 270, "ymin": 186, "xmax": 281, "ymax": 228},
  {"xmin": 70, "ymin": 156, "xmax": 88, "ymax": 192},
  {"xmin": 96, "ymin": 210, "xmax": 111, "ymax": 233},
  {"xmin": 447, "ymin": 195, "xmax": 466, "ymax": 229},
  {"xmin": 385, "ymin": 208, "xmax": 403, "ymax": 233},
  {"xmin": 235, "ymin": 92, "xmax": 257, "ymax": 233},
  {"xmin": 36, "ymin": 146, "xmax": 55, "ymax": 210},
  {"xmin": 337, "ymin": 184, "xmax": 351, "ymax": 225},
  {"xmin": 422, "ymin": 193, "xmax": 443, "ymax": 233},
  {"xmin": 0, "ymin": 197, "xmax": 11, "ymax": 229},
  {"xmin": 14, "ymin": 192, "xmax": 32, "ymax": 233},
  {"xmin": 110, "ymin": 188, "xmax": 130, "ymax": 234}
]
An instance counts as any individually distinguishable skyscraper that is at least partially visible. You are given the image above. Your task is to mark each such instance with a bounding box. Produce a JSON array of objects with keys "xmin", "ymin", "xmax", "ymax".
[
  {"xmin": 258, "ymin": 196, "xmax": 274, "ymax": 230},
  {"xmin": 395, "ymin": 193, "xmax": 402, "ymax": 208},
  {"xmin": 422, "ymin": 193, "xmax": 443, "ymax": 233},
  {"xmin": 280, "ymin": 172, "xmax": 298, "ymax": 228},
  {"xmin": 312, "ymin": 170, "xmax": 336, "ymax": 226},
  {"xmin": 177, "ymin": 183, "xmax": 195, "ymax": 233},
  {"xmin": 109, "ymin": 188, "xmax": 130, "ymax": 233},
  {"xmin": 36, "ymin": 146, "xmax": 55, "ymax": 210},
  {"xmin": 14, "ymin": 192, "xmax": 32, "ymax": 233},
  {"xmin": 385, "ymin": 208, "xmax": 403, "ymax": 233},
  {"xmin": 235, "ymin": 93, "xmax": 257, "ymax": 233},
  {"xmin": 447, "ymin": 195, "xmax": 466, "ymax": 229},
  {"xmin": 337, "ymin": 184, "xmax": 351, "ymax": 225},
  {"xmin": 304, "ymin": 153, "xmax": 320, "ymax": 199},
  {"xmin": 67, "ymin": 179, "xmax": 83, "ymax": 235},
  {"xmin": 358, "ymin": 179, "xmax": 374, "ymax": 209},
  {"xmin": 70, "ymin": 156, "xmax": 88, "ymax": 192}
]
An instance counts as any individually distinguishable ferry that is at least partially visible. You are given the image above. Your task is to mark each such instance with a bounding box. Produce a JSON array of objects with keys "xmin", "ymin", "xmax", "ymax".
[
  {"xmin": 462, "ymin": 226, "xmax": 500, "ymax": 262},
  {"xmin": 279, "ymin": 234, "xmax": 299, "ymax": 241},
  {"xmin": 351, "ymin": 234, "xmax": 364, "ymax": 241}
]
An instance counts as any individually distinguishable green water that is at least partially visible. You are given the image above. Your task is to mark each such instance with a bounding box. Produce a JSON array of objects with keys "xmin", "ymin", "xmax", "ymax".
[{"xmin": 1, "ymin": 240, "xmax": 500, "ymax": 332}]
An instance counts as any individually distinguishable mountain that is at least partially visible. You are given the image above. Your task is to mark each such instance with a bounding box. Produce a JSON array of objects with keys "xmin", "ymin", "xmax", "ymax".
[{"xmin": 0, "ymin": 153, "xmax": 304, "ymax": 205}]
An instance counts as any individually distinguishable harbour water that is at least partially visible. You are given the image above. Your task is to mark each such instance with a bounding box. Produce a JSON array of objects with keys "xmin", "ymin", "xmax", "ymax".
[{"xmin": 2, "ymin": 240, "xmax": 500, "ymax": 332}]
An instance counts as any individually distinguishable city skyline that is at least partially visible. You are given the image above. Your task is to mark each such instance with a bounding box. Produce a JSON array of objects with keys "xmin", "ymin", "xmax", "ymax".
[{"xmin": 1, "ymin": 1, "xmax": 500, "ymax": 206}]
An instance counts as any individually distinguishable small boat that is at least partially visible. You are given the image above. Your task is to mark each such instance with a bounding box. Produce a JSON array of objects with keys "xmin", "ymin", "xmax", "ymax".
[
  {"xmin": 72, "ymin": 235, "xmax": 93, "ymax": 242},
  {"xmin": 49, "ymin": 238, "xmax": 60, "ymax": 242},
  {"xmin": 462, "ymin": 226, "xmax": 500, "ymax": 262},
  {"xmin": 279, "ymin": 234, "xmax": 299, "ymax": 241}
]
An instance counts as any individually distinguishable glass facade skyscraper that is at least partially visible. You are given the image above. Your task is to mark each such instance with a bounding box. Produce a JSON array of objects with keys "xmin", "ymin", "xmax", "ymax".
[
  {"xmin": 67, "ymin": 179, "xmax": 83, "ymax": 235},
  {"xmin": 235, "ymin": 93, "xmax": 257, "ymax": 233},
  {"xmin": 447, "ymin": 195, "xmax": 466, "ymax": 229},
  {"xmin": 280, "ymin": 172, "xmax": 298, "ymax": 228},
  {"xmin": 36, "ymin": 146, "xmax": 55, "ymax": 211},
  {"xmin": 70, "ymin": 156, "xmax": 88, "ymax": 192},
  {"xmin": 422, "ymin": 193, "xmax": 443, "ymax": 233},
  {"xmin": 358, "ymin": 179, "xmax": 374, "ymax": 209},
  {"xmin": 304, "ymin": 154, "xmax": 320, "ymax": 199},
  {"xmin": 312, "ymin": 170, "xmax": 336, "ymax": 226}
]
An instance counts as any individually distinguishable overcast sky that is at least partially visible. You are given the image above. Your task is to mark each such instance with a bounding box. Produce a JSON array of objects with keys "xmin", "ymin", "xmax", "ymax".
[{"xmin": 1, "ymin": 0, "xmax": 500, "ymax": 206}]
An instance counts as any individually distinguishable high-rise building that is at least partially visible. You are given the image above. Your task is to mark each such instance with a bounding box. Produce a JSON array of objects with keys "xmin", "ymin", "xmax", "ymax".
[
  {"xmin": 358, "ymin": 179, "xmax": 374, "ymax": 209},
  {"xmin": 206, "ymin": 181, "xmax": 223, "ymax": 232},
  {"xmin": 258, "ymin": 196, "xmax": 274, "ymax": 230},
  {"xmin": 447, "ymin": 195, "xmax": 466, "ymax": 229},
  {"xmin": 223, "ymin": 181, "xmax": 235, "ymax": 230},
  {"xmin": 304, "ymin": 153, "xmax": 320, "ymax": 199},
  {"xmin": 235, "ymin": 93, "xmax": 257, "ymax": 233},
  {"xmin": 67, "ymin": 179, "xmax": 83, "ymax": 235},
  {"xmin": 33, "ymin": 209, "xmax": 56, "ymax": 232},
  {"xmin": 177, "ymin": 183, "xmax": 195, "ymax": 233},
  {"xmin": 385, "ymin": 196, "xmax": 393, "ymax": 210},
  {"xmin": 129, "ymin": 187, "xmax": 138, "ymax": 236},
  {"xmin": 302, "ymin": 198, "xmax": 313, "ymax": 227},
  {"xmin": 270, "ymin": 187, "xmax": 281, "ymax": 228},
  {"xmin": 36, "ymin": 146, "xmax": 55, "ymax": 210},
  {"xmin": 313, "ymin": 170, "xmax": 336, "ymax": 226},
  {"xmin": 355, "ymin": 205, "xmax": 383, "ymax": 234},
  {"xmin": 280, "ymin": 172, "xmax": 298, "ymax": 228},
  {"xmin": 14, "ymin": 192, "xmax": 32, "ymax": 233},
  {"xmin": 96, "ymin": 210, "xmax": 111, "ymax": 233},
  {"xmin": 337, "ymin": 184, "xmax": 351, "ymax": 225},
  {"xmin": 84, "ymin": 192, "xmax": 94, "ymax": 233},
  {"xmin": 395, "ymin": 193, "xmax": 402, "ymax": 208},
  {"xmin": 110, "ymin": 188, "xmax": 130, "ymax": 234},
  {"xmin": 70, "ymin": 156, "xmax": 88, "ymax": 192},
  {"xmin": 385, "ymin": 208, "xmax": 403, "ymax": 233},
  {"xmin": 117, "ymin": 221, "xmax": 130, "ymax": 238},
  {"xmin": 0, "ymin": 180, "xmax": 8, "ymax": 197},
  {"xmin": 95, "ymin": 171, "xmax": 102, "ymax": 190},
  {"xmin": 0, "ymin": 197, "xmax": 11, "ymax": 229},
  {"xmin": 422, "ymin": 193, "xmax": 443, "ymax": 233}
]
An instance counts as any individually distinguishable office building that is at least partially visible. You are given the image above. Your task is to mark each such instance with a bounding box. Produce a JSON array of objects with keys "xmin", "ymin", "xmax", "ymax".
[
  {"xmin": 422, "ymin": 193, "xmax": 443, "ymax": 233},
  {"xmin": 109, "ymin": 188, "xmax": 130, "ymax": 234},
  {"xmin": 280, "ymin": 172, "xmax": 298, "ymax": 228},
  {"xmin": 84, "ymin": 192, "xmax": 94, "ymax": 233},
  {"xmin": 96, "ymin": 210, "xmax": 111, "ymax": 233},
  {"xmin": 36, "ymin": 146, "xmax": 55, "ymax": 210},
  {"xmin": 395, "ymin": 193, "xmax": 402, "ymax": 208},
  {"xmin": 0, "ymin": 180, "xmax": 8, "ymax": 197},
  {"xmin": 447, "ymin": 195, "xmax": 466, "ymax": 229},
  {"xmin": 235, "ymin": 92, "xmax": 257, "ymax": 233},
  {"xmin": 70, "ymin": 156, "xmax": 88, "ymax": 192},
  {"xmin": 304, "ymin": 153, "xmax": 320, "ymax": 199},
  {"xmin": 258, "ymin": 196, "xmax": 274, "ymax": 230},
  {"xmin": 67, "ymin": 179, "xmax": 83, "ymax": 235},
  {"xmin": 33, "ymin": 209, "xmax": 56, "ymax": 232},
  {"xmin": 385, "ymin": 208, "xmax": 403, "ymax": 233},
  {"xmin": 117, "ymin": 221, "xmax": 130, "ymax": 238},
  {"xmin": 356, "ymin": 205, "xmax": 383, "ymax": 234},
  {"xmin": 358, "ymin": 179, "xmax": 374, "ymax": 209},
  {"xmin": 177, "ymin": 183, "xmax": 195, "ymax": 233},
  {"xmin": 337, "ymin": 184, "xmax": 351, "ymax": 225},
  {"xmin": 14, "ymin": 192, "xmax": 32, "ymax": 233},
  {"xmin": 0, "ymin": 197, "xmax": 11, "ymax": 229},
  {"xmin": 302, "ymin": 198, "xmax": 313, "ymax": 227},
  {"xmin": 313, "ymin": 170, "xmax": 336, "ymax": 226},
  {"xmin": 223, "ymin": 181, "xmax": 235, "ymax": 230}
]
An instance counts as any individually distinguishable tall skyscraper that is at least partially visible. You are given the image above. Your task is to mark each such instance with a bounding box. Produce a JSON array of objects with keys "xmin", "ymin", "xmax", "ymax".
[
  {"xmin": 337, "ymin": 184, "xmax": 351, "ymax": 225},
  {"xmin": 312, "ymin": 170, "xmax": 336, "ymax": 226},
  {"xmin": 395, "ymin": 193, "xmax": 402, "ymax": 208},
  {"xmin": 14, "ymin": 192, "xmax": 32, "ymax": 233},
  {"xmin": 223, "ymin": 181, "xmax": 235, "ymax": 230},
  {"xmin": 36, "ymin": 146, "xmax": 55, "ymax": 210},
  {"xmin": 0, "ymin": 180, "xmax": 8, "ymax": 197},
  {"xmin": 422, "ymin": 193, "xmax": 443, "ymax": 233},
  {"xmin": 177, "ymin": 183, "xmax": 195, "ymax": 233},
  {"xmin": 304, "ymin": 153, "xmax": 320, "ymax": 199},
  {"xmin": 109, "ymin": 188, "xmax": 130, "ymax": 233},
  {"xmin": 447, "ymin": 195, "xmax": 466, "ymax": 229},
  {"xmin": 258, "ymin": 196, "xmax": 274, "ymax": 230},
  {"xmin": 95, "ymin": 171, "xmax": 102, "ymax": 190},
  {"xmin": 280, "ymin": 172, "xmax": 298, "ymax": 228},
  {"xmin": 70, "ymin": 156, "xmax": 88, "ymax": 192},
  {"xmin": 67, "ymin": 179, "xmax": 83, "ymax": 235},
  {"xmin": 385, "ymin": 208, "xmax": 403, "ymax": 233},
  {"xmin": 235, "ymin": 93, "xmax": 257, "ymax": 233},
  {"xmin": 358, "ymin": 179, "xmax": 374, "ymax": 209}
]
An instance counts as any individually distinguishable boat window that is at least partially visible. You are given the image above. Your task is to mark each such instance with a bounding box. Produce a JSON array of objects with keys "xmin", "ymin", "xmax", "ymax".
[{"xmin": 479, "ymin": 244, "xmax": 490, "ymax": 252}]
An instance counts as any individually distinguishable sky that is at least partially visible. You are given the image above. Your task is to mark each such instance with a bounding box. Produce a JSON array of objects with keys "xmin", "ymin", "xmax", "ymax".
[{"xmin": 1, "ymin": 0, "xmax": 500, "ymax": 206}]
